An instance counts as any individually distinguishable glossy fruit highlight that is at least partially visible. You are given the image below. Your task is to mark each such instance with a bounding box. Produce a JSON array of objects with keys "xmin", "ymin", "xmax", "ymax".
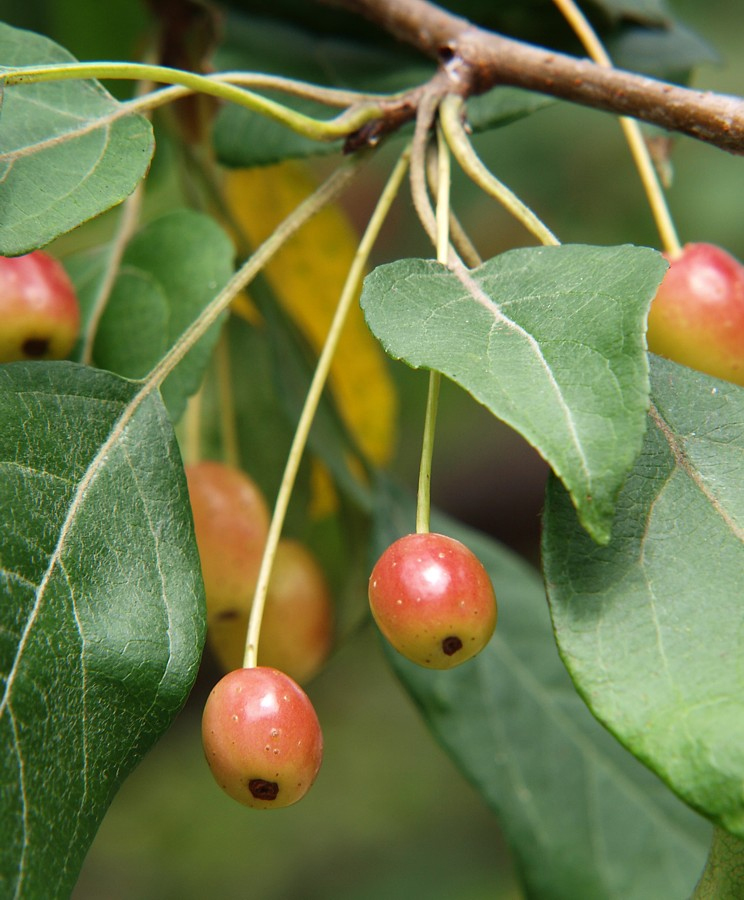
[
  {"xmin": 646, "ymin": 242, "xmax": 744, "ymax": 386},
  {"xmin": 201, "ymin": 666, "xmax": 323, "ymax": 809},
  {"xmin": 368, "ymin": 532, "xmax": 497, "ymax": 669},
  {"xmin": 185, "ymin": 461, "xmax": 270, "ymax": 617},
  {"xmin": 0, "ymin": 251, "xmax": 81, "ymax": 362}
]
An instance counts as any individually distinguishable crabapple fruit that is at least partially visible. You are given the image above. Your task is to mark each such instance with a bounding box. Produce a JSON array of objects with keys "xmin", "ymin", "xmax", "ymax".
[
  {"xmin": 185, "ymin": 461, "xmax": 270, "ymax": 617},
  {"xmin": 257, "ymin": 540, "xmax": 333, "ymax": 682},
  {"xmin": 201, "ymin": 666, "xmax": 323, "ymax": 809},
  {"xmin": 0, "ymin": 250, "xmax": 81, "ymax": 362},
  {"xmin": 646, "ymin": 242, "xmax": 744, "ymax": 386},
  {"xmin": 207, "ymin": 538, "xmax": 334, "ymax": 684},
  {"xmin": 368, "ymin": 532, "xmax": 497, "ymax": 669}
]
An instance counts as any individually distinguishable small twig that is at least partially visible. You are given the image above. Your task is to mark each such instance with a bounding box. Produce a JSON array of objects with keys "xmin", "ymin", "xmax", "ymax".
[{"xmin": 320, "ymin": 0, "xmax": 744, "ymax": 156}]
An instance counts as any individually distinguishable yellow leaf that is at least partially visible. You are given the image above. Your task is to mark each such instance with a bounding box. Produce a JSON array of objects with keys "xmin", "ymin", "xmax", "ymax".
[{"xmin": 222, "ymin": 161, "xmax": 398, "ymax": 468}]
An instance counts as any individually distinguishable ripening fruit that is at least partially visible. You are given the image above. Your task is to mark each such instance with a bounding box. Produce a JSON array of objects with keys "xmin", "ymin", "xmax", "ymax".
[
  {"xmin": 0, "ymin": 251, "xmax": 81, "ymax": 362},
  {"xmin": 258, "ymin": 541, "xmax": 333, "ymax": 682},
  {"xmin": 202, "ymin": 666, "xmax": 323, "ymax": 809},
  {"xmin": 368, "ymin": 532, "xmax": 497, "ymax": 669},
  {"xmin": 185, "ymin": 461, "xmax": 270, "ymax": 617},
  {"xmin": 207, "ymin": 538, "xmax": 334, "ymax": 684},
  {"xmin": 647, "ymin": 242, "xmax": 744, "ymax": 386}
]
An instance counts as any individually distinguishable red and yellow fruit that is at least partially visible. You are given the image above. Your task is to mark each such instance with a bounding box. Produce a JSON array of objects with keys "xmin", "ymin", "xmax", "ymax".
[
  {"xmin": 185, "ymin": 461, "xmax": 270, "ymax": 616},
  {"xmin": 186, "ymin": 461, "xmax": 334, "ymax": 683},
  {"xmin": 647, "ymin": 242, "xmax": 744, "ymax": 386},
  {"xmin": 0, "ymin": 251, "xmax": 80, "ymax": 362},
  {"xmin": 202, "ymin": 666, "xmax": 323, "ymax": 809},
  {"xmin": 207, "ymin": 538, "xmax": 334, "ymax": 684},
  {"xmin": 368, "ymin": 532, "xmax": 497, "ymax": 670}
]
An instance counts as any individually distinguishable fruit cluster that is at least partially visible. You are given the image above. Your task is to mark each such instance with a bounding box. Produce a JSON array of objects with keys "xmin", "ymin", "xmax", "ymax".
[
  {"xmin": 186, "ymin": 460, "xmax": 333, "ymax": 808},
  {"xmin": 186, "ymin": 457, "xmax": 501, "ymax": 808},
  {"xmin": 6, "ymin": 236, "xmax": 743, "ymax": 814}
]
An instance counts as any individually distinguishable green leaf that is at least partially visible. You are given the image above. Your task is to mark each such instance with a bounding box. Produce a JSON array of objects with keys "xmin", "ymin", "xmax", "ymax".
[
  {"xmin": 211, "ymin": 12, "xmax": 431, "ymax": 166},
  {"xmin": 543, "ymin": 355, "xmax": 744, "ymax": 838},
  {"xmin": 608, "ymin": 19, "xmax": 718, "ymax": 79},
  {"xmin": 691, "ymin": 829, "xmax": 744, "ymax": 899},
  {"xmin": 372, "ymin": 477, "xmax": 709, "ymax": 900},
  {"xmin": 0, "ymin": 361, "xmax": 204, "ymax": 897},
  {"xmin": 66, "ymin": 209, "xmax": 235, "ymax": 422},
  {"xmin": 361, "ymin": 245, "xmax": 667, "ymax": 544},
  {"xmin": 466, "ymin": 87, "xmax": 553, "ymax": 133},
  {"xmin": 214, "ymin": 95, "xmax": 345, "ymax": 168},
  {"xmin": 0, "ymin": 23, "xmax": 153, "ymax": 255},
  {"xmin": 214, "ymin": 10, "xmax": 430, "ymax": 92}
]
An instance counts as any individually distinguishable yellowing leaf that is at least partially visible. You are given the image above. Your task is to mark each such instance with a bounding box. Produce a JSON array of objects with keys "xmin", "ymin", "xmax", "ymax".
[
  {"xmin": 308, "ymin": 458, "xmax": 340, "ymax": 519},
  {"xmin": 222, "ymin": 161, "xmax": 397, "ymax": 467}
]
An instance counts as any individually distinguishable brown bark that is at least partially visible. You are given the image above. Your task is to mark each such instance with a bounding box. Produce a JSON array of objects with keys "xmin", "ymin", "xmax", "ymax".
[{"xmin": 323, "ymin": 0, "xmax": 744, "ymax": 155}]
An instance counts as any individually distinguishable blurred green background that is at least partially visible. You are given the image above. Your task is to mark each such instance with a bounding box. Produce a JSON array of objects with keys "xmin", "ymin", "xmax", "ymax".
[{"xmin": 2, "ymin": 0, "xmax": 742, "ymax": 896}]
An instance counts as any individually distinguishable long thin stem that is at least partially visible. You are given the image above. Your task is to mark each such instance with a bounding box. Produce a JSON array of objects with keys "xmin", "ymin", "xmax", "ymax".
[
  {"xmin": 216, "ymin": 330, "xmax": 240, "ymax": 470},
  {"xmin": 4, "ymin": 62, "xmax": 383, "ymax": 143},
  {"xmin": 80, "ymin": 184, "xmax": 144, "ymax": 364},
  {"xmin": 425, "ymin": 142, "xmax": 482, "ymax": 267},
  {"xmin": 409, "ymin": 90, "xmax": 442, "ymax": 252},
  {"xmin": 205, "ymin": 71, "xmax": 388, "ymax": 107},
  {"xmin": 126, "ymin": 72, "xmax": 389, "ymax": 119},
  {"xmin": 243, "ymin": 148, "xmax": 411, "ymax": 669},
  {"xmin": 416, "ymin": 372, "xmax": 441, "ymax": 534},
  {"xmin": 440, "ymin": 95, "xmax": 560, "ymax": 247},
  {"xmin": 551, "ymin": 0, "xmax": 682, "ymax": 256},
  {"xmin": 144, "ymin": 160, "xmax": 363, "ymax": 396},
  {"xmin": 80, "ymin": 59, "xmax": 158, "ymax": 364},
  {"xmin": 415, "ymin": 125, "xmax": 450, "ymax": 534}
]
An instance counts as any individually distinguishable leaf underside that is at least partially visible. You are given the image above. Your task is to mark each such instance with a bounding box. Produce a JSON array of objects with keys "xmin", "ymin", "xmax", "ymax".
[{"xmin": 0, "ymin": 23, "xmax": 153, "ymax": 255}]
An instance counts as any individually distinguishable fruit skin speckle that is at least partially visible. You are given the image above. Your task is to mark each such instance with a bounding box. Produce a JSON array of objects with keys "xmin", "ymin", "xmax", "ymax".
[
  {"xmin": 201, "ymin": 667, "xmax": 323, "ymax": 809},
  {"xmin": 368, "ymin": 532, "xmax": 497, "ymax": 670}
]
